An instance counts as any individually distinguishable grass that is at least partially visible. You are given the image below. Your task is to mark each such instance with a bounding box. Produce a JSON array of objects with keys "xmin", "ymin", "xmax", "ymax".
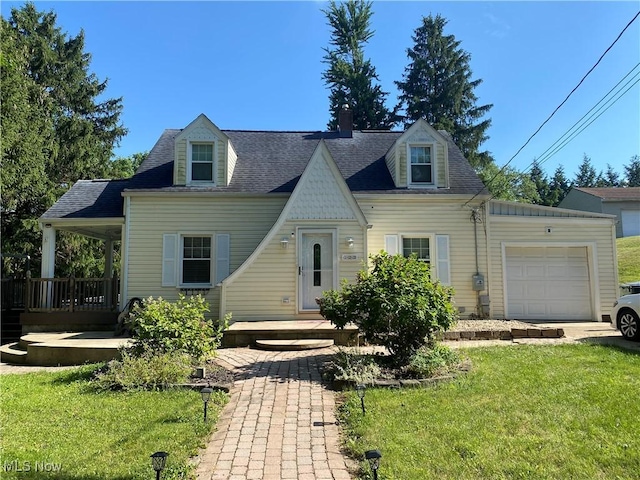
[
  {"xmin": 617, "ymin": 235, "xmax": 640, "ymax": 284},
  {"xmin": 0, "ymin": 365, "xmax": 227, "ymax": 479},
  {"xmin": 340, "ymin": 344, "xmax": 640, "ymax": 480}
]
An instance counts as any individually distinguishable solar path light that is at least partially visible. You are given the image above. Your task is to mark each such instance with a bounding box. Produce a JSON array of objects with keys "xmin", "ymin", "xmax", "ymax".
[
  {"xmin": 201, "ymin": 386, "xmax": 213, "ymax": 422},
  {"xmin": 150, "ymin": 451, "xmax": 168, "ymax": 480},
  {"xmin": 356, "ymin": 383, "xmax": 366, "ymax": 414},
  {"xmin": 365, "ymin": 449, "xmax": 382, "ymax": 480}
]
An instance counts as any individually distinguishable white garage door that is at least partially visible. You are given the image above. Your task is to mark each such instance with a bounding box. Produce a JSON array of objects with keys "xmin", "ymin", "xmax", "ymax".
[
  {"xmin": 505, "ymin": 246, "xmax": 592, "ymax": 320},
  {"xmin": 621, "ymin": 210, "xmax": 640, "ymax": 237}
]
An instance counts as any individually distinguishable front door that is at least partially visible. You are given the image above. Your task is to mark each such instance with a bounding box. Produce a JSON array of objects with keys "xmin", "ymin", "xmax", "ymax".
[{"xmin": 299, "ymin": 231, "xmax": 335, "ymax": 310}]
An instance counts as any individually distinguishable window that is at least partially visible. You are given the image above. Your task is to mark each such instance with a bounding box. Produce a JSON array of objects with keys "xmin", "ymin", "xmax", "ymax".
[
  {"xmin": 313, "ymin": 243, "xmax": 322, "ymax": 286},
  {"xmin": 191, "ymin": 143, "xmax": 214, "ymax": 182},
  {"xmin": 182, "ymin": 236, "xmax": 211, "ymax": 284},
  {"xmin": 409, "ymin": 145, "xmax": 433, "ymax": 185},
  {"xmin": 402, "ymin": 237, "xmax": 430, "ymax": 263}
]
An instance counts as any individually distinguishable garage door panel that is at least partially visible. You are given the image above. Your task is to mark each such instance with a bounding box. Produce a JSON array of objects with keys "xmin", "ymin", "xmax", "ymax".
[{"xmin": 505, "ymin": 246, "xmax": 592, "ymax": 320}]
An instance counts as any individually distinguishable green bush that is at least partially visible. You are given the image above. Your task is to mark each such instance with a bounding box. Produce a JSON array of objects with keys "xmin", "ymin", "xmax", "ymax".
[
  {"xmin": 406, "ymin": 343, "xmax": 460, "ymax": 378},
  {"xmin": 129, "ymin": 295, "xmax": 227, "ymax": 361},
  {"xmin": 319, "ymin": 253, "xmax": 458, "ymax": 365},
  {"xmin": 323, "ymin": 348, "xmax": 382, "ymax": 384},
  {"xmin": 94, "ymin": 348, "xmax": 193, "ymax": 391}
]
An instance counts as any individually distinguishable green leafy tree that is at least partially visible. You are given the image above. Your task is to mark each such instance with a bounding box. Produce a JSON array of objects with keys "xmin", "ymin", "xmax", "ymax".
[
  {"xmin": 322, "ymin": 0, "xmax": 396, "ymax": 130},
  {"xmin": 318, "ymin": 253, "xmax": 458, "ymax": 366},
  {"xmin": 624, "ymin": 155, "xmax": 640, "ymax": 186},
  {"xmin": 1, "ymin": 3, "xmax": 126, "ymax": 276},
  {"xmin": 396, "ymin": 14, "xmax": 493, "ymax": 168},
  {"xmin": 477, "ymin": 163, "xmax": 539, "ymax": 203},
  {"xmin": 106, "ymin": 152, "xmax": 147, "ymax": 179},
  {"xmin": 548, "ymin": 165, "xmax": 570, "ymax": 206}
]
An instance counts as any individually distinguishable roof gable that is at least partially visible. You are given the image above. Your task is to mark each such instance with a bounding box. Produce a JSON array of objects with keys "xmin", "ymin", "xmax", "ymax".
[{"xmin": 285, "ymin": 140, "xmax": 367, "ymax": 225}]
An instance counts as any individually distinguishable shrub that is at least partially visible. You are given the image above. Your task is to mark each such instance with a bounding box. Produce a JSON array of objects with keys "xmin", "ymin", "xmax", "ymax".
[
  {"xmin": 94, "ymin": 347, "xmax": 193, "ymax": 391},
  {"xmin": 323, "ymin": 348, "xmax": 382, "ymax": 384},
  {"xmin": 406, "ymin": 343, "xmax": 461, "ymax": 378},
  {"xmin": 129, "ymin": 295, "xmax": 227, "ymax": 361},
  {"xmin": 319, "ymin": 253, "xmax": 458, "ymax": 365}
]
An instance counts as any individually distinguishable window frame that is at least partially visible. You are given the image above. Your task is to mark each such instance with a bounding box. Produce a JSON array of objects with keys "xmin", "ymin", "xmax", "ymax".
[
  {"xmin": 187, "ymin": 141, "xmax": 216, "ymax": 185},
  {"xmin": 400, "ymin": 234, "xmax": 433, "ymax": 264},
  {"xmin": 406, "ymin": 143, "xmax": 436, "ymax": 188},
  {"xmin": 179, "ymin": 234, "xmax": 214, "ymax": 287}
]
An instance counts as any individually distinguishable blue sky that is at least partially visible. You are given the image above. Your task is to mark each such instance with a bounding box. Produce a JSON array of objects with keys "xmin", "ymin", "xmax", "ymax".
[{"xmin": 3, "ymin": 1, "xmax": 639, "ymax": 181}]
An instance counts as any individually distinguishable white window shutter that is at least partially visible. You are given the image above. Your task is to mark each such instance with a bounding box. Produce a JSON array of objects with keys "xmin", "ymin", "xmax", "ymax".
[
  {"xmin": 162, "ymin": 234, "xmax": 178, "ymax": 286},
  {"xmin": 215, "ymin": 234, "xmax": 230, "ymax": 284},
  {"xmin": 436, "ymin": 234, "xmax": 451, "ymax": 285},
  {"xmin": 384, "ymin": 235, "xmax": 399, "ymax": 255}
]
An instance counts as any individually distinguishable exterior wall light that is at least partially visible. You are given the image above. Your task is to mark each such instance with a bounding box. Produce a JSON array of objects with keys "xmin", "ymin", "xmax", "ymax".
[
  {"xmin": 150, "ymin": 451, "xmax": 169, "ymax": 480},
  {"xmin": 280, "ymin": 238, "xmax": 289, "ymax": 249},
  {"xmin": 346, "ymin": 237, "xmax": 354, "ymax": 248}
]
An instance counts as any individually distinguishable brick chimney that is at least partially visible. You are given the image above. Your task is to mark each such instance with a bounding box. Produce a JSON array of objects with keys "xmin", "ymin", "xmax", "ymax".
[{"xmin": 338, "ymin": 104, "xmax": 353, "ymax": 138}]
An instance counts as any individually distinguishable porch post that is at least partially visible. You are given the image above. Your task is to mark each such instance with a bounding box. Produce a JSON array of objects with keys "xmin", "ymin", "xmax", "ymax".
[
  {"xmin": 104, "ymin": 239, "xmax": 114, "ymax": 308},
  {"xmin": 41, "ymin": 223, "xmax": 56, "ymax": 308},
  {"xmin": 104, "ymin": 239, "xmax": 114, "ymax": 278}
]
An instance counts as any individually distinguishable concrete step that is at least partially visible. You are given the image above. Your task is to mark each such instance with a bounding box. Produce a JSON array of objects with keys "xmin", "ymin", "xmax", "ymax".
[
  {"xmin": 255, "ymin": 339, "xmax": 334, "ymax": 351},
  {"xmin": 0, "ymin": 342, "xmax": 28, "ymax": 365}
]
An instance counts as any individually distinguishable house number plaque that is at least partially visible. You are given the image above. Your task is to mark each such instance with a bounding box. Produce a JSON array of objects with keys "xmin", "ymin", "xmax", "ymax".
[{"xmin": 341, "ymin": 254, "xmax": 360, "ymax": 261}]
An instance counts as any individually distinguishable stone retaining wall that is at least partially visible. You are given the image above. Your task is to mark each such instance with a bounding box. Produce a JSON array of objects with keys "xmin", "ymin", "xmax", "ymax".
[{"xmin": 443, "ymin": 327, "xmax": 565, "ymax": 341}]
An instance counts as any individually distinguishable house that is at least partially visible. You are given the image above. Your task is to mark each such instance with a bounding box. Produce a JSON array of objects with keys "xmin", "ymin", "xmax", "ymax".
[
  {"xmin": 34, "ymin": 112, "xmax": 618, "ymax": 330},
  {"xmin": 559, "ymin": 187, "xmax": 640, "ymax": 238}
]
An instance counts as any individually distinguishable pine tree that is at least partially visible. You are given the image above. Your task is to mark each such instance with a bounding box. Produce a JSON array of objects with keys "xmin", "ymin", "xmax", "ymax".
[
  {"xmin": 396, "ymin": 14, "xmax": 493, "ymax": 168},
  {"xmin": 624, "ymin": 155, "xmax": 640, "ymax": 186},
  {"xmin": 602, "ymin": 164, "xmax": 621, "ymax": 187},
  {"xmin": 1, "ymin": 3, "xmax": 126, "ymax": 276},
  {"xmin": 548, "ymin": 165, "xmax": 570, "ymax": 206},
  {"xmin": 529, "ymin": 160, "xmax": 551, "ymax": 205},
  {"xmin": 573, "ymin": 154, "xmax": 599, "ymax": 187},
  {"xmin": 322, "ymin": 0, "xmax": 395, "ymax": 130}
]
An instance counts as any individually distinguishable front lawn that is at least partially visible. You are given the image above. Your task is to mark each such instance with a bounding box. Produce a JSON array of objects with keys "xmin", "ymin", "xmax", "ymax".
[
  {"xmin": 340, "ymin": 344, "xmax": 640, "ymax": 480},
  {"xmin": 0, "ymin": 365, "xmax": 227, "ymax": 479}
]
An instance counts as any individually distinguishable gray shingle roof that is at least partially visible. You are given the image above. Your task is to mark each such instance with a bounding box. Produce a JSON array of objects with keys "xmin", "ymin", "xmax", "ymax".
[
  {"xmin": 126, "ymin": 129, "xmax": 486, "ymax": 195},
  {"xmin": 42, "ymin": 127, "xmax": 487, "ymax": 220},
  {"xmin": 41, "ymin": 179, "xmax": 127, "ymax": 219},
  {"xmin": 574, "ymin": 187, "xmax": 640, "ymax": 201}
]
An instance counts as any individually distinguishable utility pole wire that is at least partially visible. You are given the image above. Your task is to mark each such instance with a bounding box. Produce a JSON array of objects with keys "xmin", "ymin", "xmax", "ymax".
[
  {"xmin": 520, "ymin": 64, "xmax": 640, "ymax": 175},
  {"xmin": 463, "ymin": 9, "xmax": 640, "ymax": 207}
]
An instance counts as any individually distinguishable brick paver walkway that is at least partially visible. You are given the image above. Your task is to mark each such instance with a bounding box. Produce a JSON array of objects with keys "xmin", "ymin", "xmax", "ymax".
[{"xmin": 196, "ymin": 348, "xmax": 352, "ymax": 480}]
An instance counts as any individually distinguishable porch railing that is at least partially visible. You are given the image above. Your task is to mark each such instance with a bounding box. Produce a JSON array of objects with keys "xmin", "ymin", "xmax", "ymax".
[
  {"xmin": 1, "ymin": 277, "xmax": 26, "ymax": 310},
  {"xmin": 25, "ymin": 276, "xmax": 120, "ymax": 313}
]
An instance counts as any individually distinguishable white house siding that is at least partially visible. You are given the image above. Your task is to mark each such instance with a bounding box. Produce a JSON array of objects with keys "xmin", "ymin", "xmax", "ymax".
[
  {"xmin": 226, "ymin": 142, "xmax": 237, "ymax": 186},
  {"xmin": 125, "ymin": 195, "xmax": 287, "ymax": 316},
  {"xmin": 488, "ymin": 216, "xmax": 617, "ymax": 321},
  {"xmin": 384, "ymin": 148, "xmax": 397, "ymax": 187},
  {"xmin": 174, "ymin": 138, "xmax": 187, "ymax": 185},
  {"xmin": 224, "ymin": 220, "xmax": 364, "ymax": 321},
  {"xmin": 356, "ymin": 195, "xmax": 487, "ymax": 316}
]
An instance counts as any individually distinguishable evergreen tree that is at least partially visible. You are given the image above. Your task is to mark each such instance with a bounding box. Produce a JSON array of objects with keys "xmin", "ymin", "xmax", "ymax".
[
  {"xmin": 548, "ymin": 165, "xmax": 570, "ymax": 206},
  {"xmin": 602, "ymin": 164, "xmax": 621, "ymax": 187},
  {"xmin": 322, "ymin": 0, "xmax": 395, "ymax": 130},
  {"xmin": 624, "ymin": 155, "xmax": 640, "ymax": 186},
  {"xmin": 396, "ymin": 14, "xmax": 493, "ymax": 167},
  {"xmin": 529, "ymin": 160, "xmax": 551, "ymax": 205},
  {"xmin": 1, "ymin": 3, "xmax": 126, "ymax": 276},
  {"xmin": 573, "ymin": 154, "xmax": 599, "ymax": 187}
]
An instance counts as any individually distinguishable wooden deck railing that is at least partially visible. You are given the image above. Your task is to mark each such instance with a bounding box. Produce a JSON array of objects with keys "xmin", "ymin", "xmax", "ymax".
[
  {"xmin": 1, "ymin": 277, "xmax": 26, "ymax": 310},
  {"xmin": 25, "ymin": 276, "xmax": 119, "ymax": 313}
]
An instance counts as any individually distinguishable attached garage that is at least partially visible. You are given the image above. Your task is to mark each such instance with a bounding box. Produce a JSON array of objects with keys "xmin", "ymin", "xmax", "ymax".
[
  {"xmin": 488, "ymin": 200, "xmax": 618, "ymax": 322},
  {"xmin": 504, "ymin": 246, "xmax": 592, "ymax": 320}
]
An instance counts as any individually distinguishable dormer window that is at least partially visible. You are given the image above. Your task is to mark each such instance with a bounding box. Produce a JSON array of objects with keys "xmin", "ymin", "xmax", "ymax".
[
  {"xmin": 408, "ymin": 145, "xmax": 434, "ymax": 186},
  {"xmin": 188, "ymin": 142, "xmax": 216, "ymax": 184}
]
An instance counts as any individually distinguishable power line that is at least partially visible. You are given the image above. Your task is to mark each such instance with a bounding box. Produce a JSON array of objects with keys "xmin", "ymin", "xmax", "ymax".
[
  {"xmin": 520, "ymin": 63, "xmax": 640, "ymax": 175},
  {"xmin": 463, "ymin": 9, "xmax": 640, "ymax": 207}
]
